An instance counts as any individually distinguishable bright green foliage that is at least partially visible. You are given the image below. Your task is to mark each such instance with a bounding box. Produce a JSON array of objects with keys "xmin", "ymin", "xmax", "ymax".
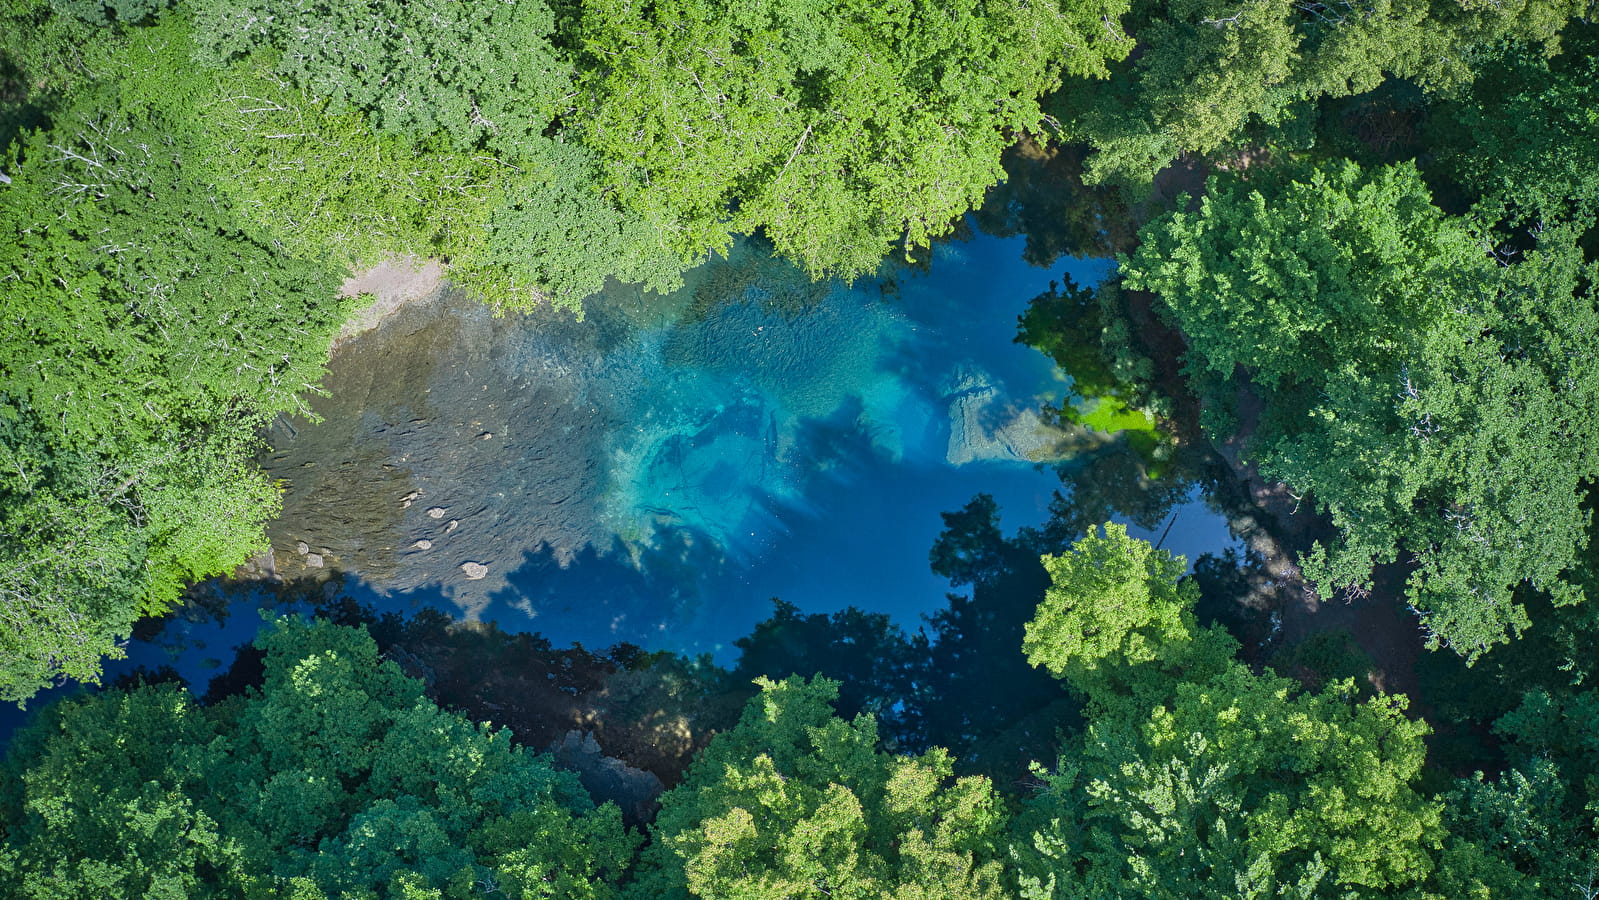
[
  {"xmin": 1122, "ymin": 161, "xmax": 1599, "ymax": 657},
  {"xmin": 1016, "ymin": 670, "xmax": 1442, "ymax": 899},
  {"xmin": 1060, "ymin": 0, "xmax": 1299, "ymax": 188},
  {"xmin": 449, "ymin": 140, "xmax": 690, "ymax": 311},
  {"xmin": 0, "ymin": 85, "xmax": 344, "ymax": 448},
  {"xmin": 0, "ymin": 408, "xmax": 286, "ymax": 704},
  {"xmin": 185, "ymin": 2, "xmax": 685, "ymax": 309},
  {"xmin": 0, "ymin": 618, "xmax": 634, "ymax": 898},
  {"xmin": 0, "ymin": 44, "xmax": 349, "ymax": 699},
  {"xmin": 194, "ymin": 57, "xmax": 500, "ymax": 272},
  {"xmin": 1018, "ymin": 530, "xmax": 1443, "ymax": 898},
  {"xmin": 1024, "ymin": 523, "xmax": 1198, "ymax": 692},
  {"xmin": 573, "ymin": 0, "xmax": 1133, "ymax": 280},
  {"xmin": 631, "ymin": 675, "xmax": 1011, "ymax": 900},
  {"xmin": 1061, "ymin": 0, "xmax": 1589, "ymax": 188},
  {"xmin": 0, "ymin": 411, "xmax": 144, "ymax": 703},
  {"xmin": 1123, "ymin": 162, "xmax": 1470, "ymax": 395},
  {"xmin": 189, "ymin": 0, "xmax": 570, "ymax": 154},
  {"xmin": 1022, "ymin": 524, "xmax": 1239, "ymax": 712}
]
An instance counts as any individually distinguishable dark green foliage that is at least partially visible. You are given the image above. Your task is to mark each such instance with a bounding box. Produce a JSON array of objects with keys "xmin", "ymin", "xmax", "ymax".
[
  {"xmin": 1431, "ymin": 32, "xmax": 1599, "ymax": 223},
  {"xmin": 49, "ymin": 0, "xmax": 169, "ymax": 26},
  {"xmin": 1434, "ymin": 689, "xmax": 1599, "ymax": 897},
  {"xmin": 1, "ymin": 2, "xmax": 94, "ymax": 140},
  {"xmin": 1060, "ymin": 0, "xmax": 1591, "ymax": 189},
  {"xmin": 733, "ymin": 600, "xmax": 917, "ymax": 725},
  {"xmin": 1268, "ymin": 628, "xmax": 1375, "ymax": 692},
  {"xmin": 0, "ymin": 618, "xmax": 634, "ymax": 898},
  {"xmin": 1123, "ymin": 160, "xmax": 1599, "ymax": 657}
]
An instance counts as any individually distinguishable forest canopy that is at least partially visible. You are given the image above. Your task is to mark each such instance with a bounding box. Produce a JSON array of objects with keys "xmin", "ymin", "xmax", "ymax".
[
  {"xmin": 1122, "ymin": 160, "xmax": 1599, "ymax": 657},
  {"xmin": 3, "ymin": 0, "xmax": 1599, "ymax": 897}
]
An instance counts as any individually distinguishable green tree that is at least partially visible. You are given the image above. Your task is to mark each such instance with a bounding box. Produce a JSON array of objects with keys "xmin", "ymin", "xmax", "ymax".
[
  {"xmin": 0, "ymin": 85, "xmax": 345, "ymax": 448},
  {"xmin": 1122, "ymin": 161, "xmax": 1599, "ymax": 656},
  {"xmin": 573, "ymin": 0, "xmax": 1133, "ymax": 280},
  {"xmin": 192, "ymin": 55, "xmax": 499, "ymax": 274},
  {"xmin": 630, "ymin": 675, "xmax": 1011, "ymax": 900},
  {"xmin": 1023, "ymin": 523, "xmax": 1202, "ymax": 698},
  {"xmin": 1431, "ymin": 32, "xmax": 1599, "ymax": 224},
  {"xmin": 0, "ymin": 410, "xmax": 145, "ymax": 703},
  {"xmin": 1059, "ymin": 0, "xmax": 1590, "ymax": 189},
  {"xmin": 1015, "ymin": 670, "xmax": 1442, "ymax": 899},
  {"xmin": 1017, "ymin": 527, "xmax": 1443, "ymax": 898},
  {"xmin": 184, "ymin": 1, "xmax": 686, "ymax": 310},
  {"xmin": 0, "ymin": 618, "xmax": 633, "ymax": 898},
  {"xmin": 1432, "ymin": 687, "xmax": 1599, "ymax": 898},
  {"xmin": 0, "ymin": 41, "xmax": 350, "ymax": 699},
  {"xmin": 189, "ymin": 0, "xmax": 570, "ymax": 154}
]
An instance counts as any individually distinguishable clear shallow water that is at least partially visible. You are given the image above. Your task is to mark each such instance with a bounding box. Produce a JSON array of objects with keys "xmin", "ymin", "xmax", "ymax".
[
  {"xmin": 0, "ymin": 228, "xmax": 1240, "ymax": 743},
  {"xmin": 255, "ymin": 229, "xmax": 1236, "ymax": 657}
]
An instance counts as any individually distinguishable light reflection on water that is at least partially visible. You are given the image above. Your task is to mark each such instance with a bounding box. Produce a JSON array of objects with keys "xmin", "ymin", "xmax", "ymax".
[
  {"xmin": 0, "ymin": 229, "xmax": 1242, "ymax": 745},
  {"xmin": 250, "ymin": 230, "xmax": 1236, "ymax": 656}
]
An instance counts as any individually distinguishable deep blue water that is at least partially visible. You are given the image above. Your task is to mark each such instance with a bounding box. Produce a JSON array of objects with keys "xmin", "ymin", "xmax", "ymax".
[
  {"xmin": 470, "ymin": 227, "xmax": 1232, "ymax": 654},
  {"xmin": 1, "ymin": 228, "xmax": 1238, "ymax": 742}
]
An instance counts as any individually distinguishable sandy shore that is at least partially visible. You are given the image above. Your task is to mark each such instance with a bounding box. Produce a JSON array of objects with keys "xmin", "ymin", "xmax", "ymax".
[{"xmin": 333, "ymin": 256, "xmax": 446, "ymax": 355}]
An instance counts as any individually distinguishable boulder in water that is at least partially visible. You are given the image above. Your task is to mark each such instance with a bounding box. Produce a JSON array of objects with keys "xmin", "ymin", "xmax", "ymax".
[{"xmin": 547, "ymin": 730, "xmax": 665, "ymax": 825}]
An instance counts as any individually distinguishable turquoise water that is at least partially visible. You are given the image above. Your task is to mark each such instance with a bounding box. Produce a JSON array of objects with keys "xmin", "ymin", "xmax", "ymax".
[
  {"xmin": 256, "ymin": 229, "xmax": 1235, "ymax": 657},
  {"xmin": 0, "ymin": 227, "xmax": 1239, "ymax": 746}
]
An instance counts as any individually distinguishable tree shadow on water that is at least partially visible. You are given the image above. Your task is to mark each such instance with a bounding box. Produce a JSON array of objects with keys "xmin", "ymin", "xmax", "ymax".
[{"xmin": 486, "ymin": 526, "xmax": 737, "ymax": 653}]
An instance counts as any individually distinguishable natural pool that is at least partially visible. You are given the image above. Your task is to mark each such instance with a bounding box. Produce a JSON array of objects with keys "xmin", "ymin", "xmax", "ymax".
[
  {"xmin": 0, "ymin": 225, "xmax": 1242, "ymax": 746},
  {"xmin": 256, "ymin": 228, "xmax": 1235, "ymax": 658}
]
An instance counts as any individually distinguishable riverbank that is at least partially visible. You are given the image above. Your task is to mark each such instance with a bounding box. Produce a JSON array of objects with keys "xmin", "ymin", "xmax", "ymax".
[{"xmin": 333, "ymin": 256, "xmax": 447, "ymax": 356}]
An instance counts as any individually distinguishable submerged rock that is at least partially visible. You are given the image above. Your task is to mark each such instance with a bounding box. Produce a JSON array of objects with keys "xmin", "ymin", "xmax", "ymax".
[
  {"xmin": 547, "ymin": 730, "xmax": 665, "ymax": 825},
  {"xmin": 461, "ymin": 561, "xmax": 488, "ymax": 580},
  {"xmin": 943, "ymin": 364, "xmax": 1075, "ymax": 465}
]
